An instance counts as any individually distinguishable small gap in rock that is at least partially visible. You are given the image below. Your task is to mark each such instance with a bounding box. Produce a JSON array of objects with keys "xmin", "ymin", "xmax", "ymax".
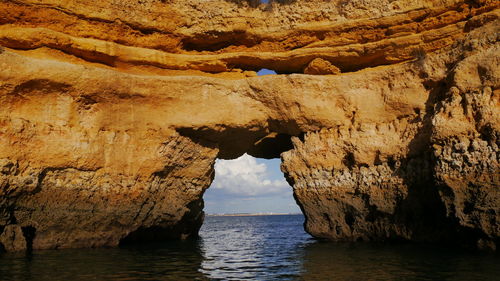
[
  {"xmin": 343, "ymin": 152, "xmax": 356, "ymax": 169},
  {"xmin": 181, "ymin": 31, "xmax": 254, "ymax": 52},
  {"xmin": 257, "ymin": 68, "xmax": 278, "ymax": 76},
  {"xmin": 387, "ymin": 156, "xmax": 397, "ymax": 169},
  {"xmin": 344, "ymin": 212, "xmax": 355, "ymax": 227},
  {"xmin": 21, "ymin": 226, "xmax": 36, "ymax": 253}
]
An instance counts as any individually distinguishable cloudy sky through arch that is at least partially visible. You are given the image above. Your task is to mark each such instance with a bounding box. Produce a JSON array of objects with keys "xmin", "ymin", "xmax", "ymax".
[{"xmin": 203, "ymin": 154, "xmax": 300, "ymax": 214}]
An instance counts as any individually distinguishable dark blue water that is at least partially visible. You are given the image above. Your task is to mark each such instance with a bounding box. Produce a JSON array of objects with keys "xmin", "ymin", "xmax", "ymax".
[{"xmin": 1, "ymin": 215, "xmax": 499, "ymax": 280}]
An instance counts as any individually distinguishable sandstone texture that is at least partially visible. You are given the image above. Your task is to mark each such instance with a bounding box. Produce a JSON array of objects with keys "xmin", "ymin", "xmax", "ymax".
[
  {"xmin": 304, "ymin": 58, "xmax": 341, "ymax": 75},
  {"xmin": 0, "ymin": 0, "xmax": 498, "ymax": 252}
]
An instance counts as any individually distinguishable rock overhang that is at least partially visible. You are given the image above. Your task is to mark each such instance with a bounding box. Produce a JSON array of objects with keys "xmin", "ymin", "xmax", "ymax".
[{"xmin": 1, "ymin": 0, "xmax": 498, "ymax": 77}]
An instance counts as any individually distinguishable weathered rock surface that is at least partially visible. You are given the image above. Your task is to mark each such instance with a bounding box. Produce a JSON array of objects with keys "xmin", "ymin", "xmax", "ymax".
[
  {"xmin": 304, "ymin": 58, "xmax": 341, "ymax": 75},
  {"xmin": 0, "ymin": 0, "xmax": 498, "ymax": 251},
  {"xmin": 281, "ymin": 22, "xmax": 500, "ymax": 250}
]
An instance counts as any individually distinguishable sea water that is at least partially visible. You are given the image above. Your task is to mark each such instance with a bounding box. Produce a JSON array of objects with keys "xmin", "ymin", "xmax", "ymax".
[{"xmin": 0, "ymin": 215, "xmax": 499, "ymax": 280}]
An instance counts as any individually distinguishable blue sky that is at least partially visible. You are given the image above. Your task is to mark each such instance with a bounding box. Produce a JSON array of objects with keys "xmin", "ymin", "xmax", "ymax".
[
  {"xmin": 257, "ymin": 68, "xmax": 276, "ymax": 75},
  {"xmin": 203, "ymin": 68, "xmax": 301, "ymax": 214}
]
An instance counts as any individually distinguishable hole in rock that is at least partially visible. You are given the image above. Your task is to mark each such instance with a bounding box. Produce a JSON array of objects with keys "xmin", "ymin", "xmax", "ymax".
[
  {"xmin": 21, "ymin": 226, "xmax": 36, "ymax": 253},
  {"xmin": 198, "ymin": 149, "xmax": 310, "ymax": 280},
  {"xmin": 203, "ymin": 154, "xmax": 300, "ymax": 215},
  {"xmin": 256, "ymin": 68, "xmax": 277, "ymax": 76}
]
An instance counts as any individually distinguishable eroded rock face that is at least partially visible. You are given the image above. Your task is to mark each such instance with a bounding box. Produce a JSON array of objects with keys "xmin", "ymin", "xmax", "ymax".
[
  {"xmin": 304, "ymin": 58, "xmax": 341, "ymax": 75},
  {"xmin": 281, "ymin": 24, "xmax": 500, "ymax": 250},
  {"xmin": 0, "ymin": 0, "xmax": 498, "ymax": 251}
]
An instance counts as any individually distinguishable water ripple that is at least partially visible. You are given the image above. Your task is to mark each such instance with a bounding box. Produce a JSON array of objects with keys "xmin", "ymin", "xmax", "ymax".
[{"xmin": 1, "ymin": 215, "xmax": 499, "ymax": 280}]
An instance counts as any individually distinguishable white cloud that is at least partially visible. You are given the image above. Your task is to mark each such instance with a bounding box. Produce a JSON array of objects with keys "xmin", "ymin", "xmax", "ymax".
[{"xmin": 211, "ymin": 154, "xmax": 290, "ymax": 197}]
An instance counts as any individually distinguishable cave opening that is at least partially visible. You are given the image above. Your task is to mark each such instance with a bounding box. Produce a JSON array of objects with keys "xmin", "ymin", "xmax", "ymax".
[
  {"xmin": 202, "ymin": 66, "xmax": 298, "ymax": 215},
  {"xmin": 119, "ymin": 132, "xmax": 300, "ymax": 246},
  {"xmin": 203, "ymin": 154, "xmax": 300, "ymax": 215},
  {"xmin": 198, "ymin": 146, "xmax": 310, "ymax": 277},
  {"xmin": 121, "ymin": 65, "xmax": 304, "ymax": 246}
]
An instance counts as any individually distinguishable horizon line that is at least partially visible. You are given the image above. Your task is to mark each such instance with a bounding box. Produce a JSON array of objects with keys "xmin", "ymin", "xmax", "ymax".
[{"xmin": 206, "ymin": 212, "xmax": 303, "ymax": 217}]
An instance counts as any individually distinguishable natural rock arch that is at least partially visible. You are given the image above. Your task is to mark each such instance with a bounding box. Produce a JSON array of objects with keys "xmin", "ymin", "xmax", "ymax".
[{"xmin": 0, "ymin": 0, "xmax": 499, "ymax": 252}]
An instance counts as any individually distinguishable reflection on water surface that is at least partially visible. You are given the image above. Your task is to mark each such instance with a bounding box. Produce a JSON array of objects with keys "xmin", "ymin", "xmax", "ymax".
[{"xmin": 0, "ymin": 215, "xmax": 498, "ymax": 280}]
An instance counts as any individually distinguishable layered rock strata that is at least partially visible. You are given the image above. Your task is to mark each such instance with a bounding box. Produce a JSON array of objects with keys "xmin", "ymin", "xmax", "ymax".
[{"xmin": 0, "ymin": 0, "xmax": 498, "ymax": 251}]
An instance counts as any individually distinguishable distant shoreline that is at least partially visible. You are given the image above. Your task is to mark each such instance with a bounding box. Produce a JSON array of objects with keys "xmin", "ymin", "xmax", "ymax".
[{"xmin": 206, "ymin": 213, "xmax": 302, "ymax": 217}]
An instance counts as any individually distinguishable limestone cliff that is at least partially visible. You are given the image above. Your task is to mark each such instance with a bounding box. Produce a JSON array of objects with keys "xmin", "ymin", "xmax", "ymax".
[{"xmin": 0, "ymin": 0, "xmax": 498, "ymax": 252}]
